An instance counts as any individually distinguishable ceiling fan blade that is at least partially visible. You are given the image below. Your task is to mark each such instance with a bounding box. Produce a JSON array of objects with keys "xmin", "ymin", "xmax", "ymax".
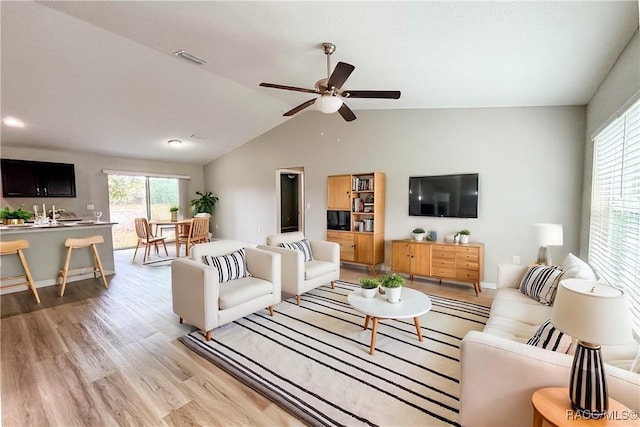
[
  {"xmin": 283, "ymin": 98, "xmax": 317, "ymax": 117},
  {"xmin": 327, "ymin": 62, "xmax": 355, "ymax": 91},
  {"xmin": 341, "ymin": 90, "xmax": 401, "ymax": 99},
  {"xmin": 260, "ymin": 82, "xmax": 320, "ymax": 94},
  {"xmin": 338, "ymin": 103, "xmax": 356, "ymax": 122}
]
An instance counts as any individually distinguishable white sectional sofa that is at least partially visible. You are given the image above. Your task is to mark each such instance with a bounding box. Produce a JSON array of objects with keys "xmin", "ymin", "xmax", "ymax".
[{"xmin": 459, "ymin": 261, "xmax": 639, "ymax": 427}]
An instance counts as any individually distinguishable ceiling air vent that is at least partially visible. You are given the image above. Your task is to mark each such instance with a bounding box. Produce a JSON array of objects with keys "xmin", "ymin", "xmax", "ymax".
[{"xmin": 173, "ymin": 50, "xmax": 208, "ymax": 65}]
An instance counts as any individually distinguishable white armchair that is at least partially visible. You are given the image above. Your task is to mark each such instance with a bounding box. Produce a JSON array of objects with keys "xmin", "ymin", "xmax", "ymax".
[
  {"xmin": 259, "ymin": 231, "xmax": 340, "ymax": 305},
  {"xmin": 171, "ymin": 240, "xmax": 281, "ymax": 341}
]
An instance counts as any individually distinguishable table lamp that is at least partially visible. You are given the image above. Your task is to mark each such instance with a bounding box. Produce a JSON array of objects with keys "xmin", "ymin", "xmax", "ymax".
[
  {"xmin": 534, "ymin": 223, "xmax": 563, "ymax": 265},
  {"xmin": 550, "ymin": 279, "xmax": 632, "ymax": 419}
]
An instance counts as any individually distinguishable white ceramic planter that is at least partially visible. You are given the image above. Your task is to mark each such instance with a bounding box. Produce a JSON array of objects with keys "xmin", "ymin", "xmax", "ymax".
[
  {"xmin": 361, "ymin": 287, "xmax": 378, "ymax": 299},
  {"xmin": 460, "ymin": 235, "xmax": 469, "ymax": 244},
  {"xmin": 412, "ymin": 233, "xmax": 426, "ymax": 241},
  {"xmin": 385, "ymin": 286, "xmax": 402, "ymax": 303}
]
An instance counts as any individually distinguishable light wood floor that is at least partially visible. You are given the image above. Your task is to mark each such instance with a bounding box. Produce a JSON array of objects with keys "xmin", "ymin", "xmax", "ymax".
[{"xmin": 1, "ymin": 249, "xmax": 495, "ymax": 426}]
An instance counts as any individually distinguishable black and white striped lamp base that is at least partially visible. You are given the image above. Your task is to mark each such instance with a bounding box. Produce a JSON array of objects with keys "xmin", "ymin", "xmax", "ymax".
[{"xmin": 569, "ymin": 341, "xmax": 608, "ymax": 419}]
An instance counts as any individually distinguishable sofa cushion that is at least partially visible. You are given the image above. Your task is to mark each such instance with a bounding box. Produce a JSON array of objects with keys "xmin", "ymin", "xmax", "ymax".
[
  {"xmin": 561, "ymin": 253, "xmax": 597, "ymax": 281},
  {"xmin": 483, "ymin": 316, "xmax": 541, "ymax": 343},
  {"xmin": 519, "ymin": 265, "xmax": 563, "ymax": 305},
  {"xmin": 490, "ymin": 288, "xmax": 553, "ymax": 325},
  {"xmin": 218, "ymin": 277, "xmax": 274, "ymax": 310},
  {"xmin": 527, "ymin": 319, "xmax": 572, "ymax": 353},
  {"xmin": 304, "ymin": 259, "xmax": 336, "ymax": 280},
  {"xmin": 281, "ymin": 239, "xmax": 314, "ymax": 261},
  {"xmin": 203, "ymin": 249, "xmax": 251, "ymax": 283}
]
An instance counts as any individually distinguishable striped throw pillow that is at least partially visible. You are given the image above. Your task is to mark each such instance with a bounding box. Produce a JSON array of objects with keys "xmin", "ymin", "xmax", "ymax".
[
  {"xmin": 203, "ymin": 249, "xmax": 251, "ymax": 283},
  {"xmin": 527, "ymin": 319, "xmax": 572, "ymax": 353},
  {"xmin": 519, "ymin": 265, "xmax": 563, "ymax": 305},
  {"xmin": 280, "ymin": 239, "xmax": 314, "ymax": 262}
]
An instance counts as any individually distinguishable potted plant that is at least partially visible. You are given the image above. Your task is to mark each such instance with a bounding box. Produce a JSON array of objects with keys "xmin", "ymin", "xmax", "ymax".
[
  {"xmin": 459, "ymin": 229, "xmax": 471, "ymax": 244},
  {"xmin": 1, "ymin": 206, "xmax": 33, "ymax": 225},
  {"xmin": 190, "ymin": 191, "xmax": 219, "ymax": 217},
  {"xmin": 169, "ymin": 205, "xmax": 179, "ymax": 222},
  {"xmin": 412, "ymin": 227, "xmax": 426, "ymax": 241},
  {"xmin": 359, "ymin": 277, "xmax": 380, "ymax": 299},
  {"xmin": 381, "ymin": 273, "xmax": 405, "ymax": 303}
]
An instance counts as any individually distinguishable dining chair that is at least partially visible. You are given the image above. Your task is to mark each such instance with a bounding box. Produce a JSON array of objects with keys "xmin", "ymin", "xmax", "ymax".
[
  {"xmin": 178, "ymin": 217, "xmax": 210, "ymax": 256},
  {"xmin": 133, "ymin": 218, "xmax": 169, "ymax": 263}
]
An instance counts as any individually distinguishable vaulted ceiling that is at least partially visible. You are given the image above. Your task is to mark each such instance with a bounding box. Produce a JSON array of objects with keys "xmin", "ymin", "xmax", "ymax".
[{"xmin": 1, "ymin": 1, "xmax": 637, "ymax": 164}]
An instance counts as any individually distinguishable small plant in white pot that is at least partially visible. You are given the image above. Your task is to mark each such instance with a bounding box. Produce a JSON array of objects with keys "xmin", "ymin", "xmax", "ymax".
[
  {"xmin": 459, "ymin": 229, "xmax": 470, "ymax": 244},
  {"xmin": 412, "ymin": 227, "xmax": 426, "ymax": 241},
  {"xmin": 359, "ymin": 277, "xmax": 380, "ymax": 299},
  {"xmin": 381, "ymin": 273, "xmax": 405, "ymax": 303}
]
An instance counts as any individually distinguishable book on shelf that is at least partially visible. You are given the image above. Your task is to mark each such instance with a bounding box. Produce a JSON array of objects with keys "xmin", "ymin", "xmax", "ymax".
[{"xmin": 352, "ymin": 177, "xmax": 374, "ymax": 192}]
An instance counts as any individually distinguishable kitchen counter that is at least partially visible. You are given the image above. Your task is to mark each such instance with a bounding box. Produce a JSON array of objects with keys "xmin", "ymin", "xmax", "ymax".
[{"xmin": 0, "ymin": 222, "xmax": 116, "ymax": 294}]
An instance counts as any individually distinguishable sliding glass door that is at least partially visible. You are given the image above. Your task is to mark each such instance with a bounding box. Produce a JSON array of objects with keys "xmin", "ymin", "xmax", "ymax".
[{"xmin": 108, "ymin": 174, "xmax": 179, "ymax": 249}]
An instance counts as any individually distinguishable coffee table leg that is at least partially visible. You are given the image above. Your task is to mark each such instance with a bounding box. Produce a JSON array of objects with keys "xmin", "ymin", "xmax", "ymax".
[
  {"xmin": 370, "ymin": 317, "xmax": 379, "ymax": 355},
  {"xmin": 413, "ymin": 316, "xmax": 423, "ymax": 341},
  {"xmin": 363, "ymin": 315, "xmax": 370, "ymax": 330}
]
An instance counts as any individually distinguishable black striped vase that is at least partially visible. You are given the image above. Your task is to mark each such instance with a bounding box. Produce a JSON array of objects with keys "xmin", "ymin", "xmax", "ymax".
[{"xmin": 569, "ymin": 342, "xmax": 608, "ymax": 419}]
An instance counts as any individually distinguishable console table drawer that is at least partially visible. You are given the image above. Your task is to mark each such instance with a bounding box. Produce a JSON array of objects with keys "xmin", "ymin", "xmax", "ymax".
[
  {"xmin": 432, "ymin": 259, "xmax": 455, "ymax": 268},
  {"xmin": 432, "ymin": 244, "xmax": 455, "ymax": 252},
  {"xmin": 432, "ymin": 267, "xmax": 456, "ymax": 278},
  {"xmin": 456, "ymin": 253, "xmax": 479, "ymax": 262},
  {"xmin": 432, "ymin": 251, "xmax": 455, "ymax": 260},
  {"xmin": 456, "ymin": 269, "xmax": 480, "ymax": 282},
  {"xmin": 456, "ymin": 260, "xmax": 479, "ymax": 270},
  {"xmin": 454, "ymin": 246, "xmax": 479, "ymax": 254}
]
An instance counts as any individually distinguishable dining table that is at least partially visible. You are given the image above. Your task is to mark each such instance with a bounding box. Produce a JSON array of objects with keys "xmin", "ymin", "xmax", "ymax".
[{"xmin": 149, "ymin": 219, "xmax": 193, "ymax": 255}]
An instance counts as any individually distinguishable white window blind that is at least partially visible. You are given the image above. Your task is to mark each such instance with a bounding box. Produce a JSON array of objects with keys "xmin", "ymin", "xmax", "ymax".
[{"xmin": 589, "ymin": 98, "xmax": 640, "ymax": 337}]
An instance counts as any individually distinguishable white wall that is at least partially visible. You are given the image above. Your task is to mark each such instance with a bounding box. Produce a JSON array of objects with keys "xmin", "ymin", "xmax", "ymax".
[
  {"xmin": 0, "ymin": 146, "xmax": 205, "ymax": 220},
  {"xmin": 204, "ymin": 106, "xmax": 586, "ymax": 283},
  {"xmin": 581, "ymin": 30, "xmax": 640, "ymax": 256}
]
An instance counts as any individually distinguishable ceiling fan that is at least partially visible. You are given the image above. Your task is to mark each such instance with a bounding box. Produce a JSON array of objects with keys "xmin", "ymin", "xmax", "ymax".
[{"xmin": 259, "ymin": 42, "xmax": 401, "ymax": 122}]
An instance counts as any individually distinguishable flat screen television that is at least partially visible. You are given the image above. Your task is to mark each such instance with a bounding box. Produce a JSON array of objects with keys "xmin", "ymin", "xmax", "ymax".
[
  {"xmin": 327, "ymin": 210, "xmax": 351, "ymax": 230},
  {"xmin": 409, "ymin": 173, "xmax": 479, "ymax": 218}
]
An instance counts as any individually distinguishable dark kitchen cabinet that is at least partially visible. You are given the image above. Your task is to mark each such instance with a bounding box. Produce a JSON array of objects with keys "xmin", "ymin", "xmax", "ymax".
[{"xmin": 1, "ymin": 159, "xmax": 76, "ymax": 197}]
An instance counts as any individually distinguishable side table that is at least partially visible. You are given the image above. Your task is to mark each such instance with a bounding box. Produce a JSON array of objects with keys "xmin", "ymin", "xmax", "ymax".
[{"xmin": 531, "ymin": 387, "xmax": 637, "ymax": 427}]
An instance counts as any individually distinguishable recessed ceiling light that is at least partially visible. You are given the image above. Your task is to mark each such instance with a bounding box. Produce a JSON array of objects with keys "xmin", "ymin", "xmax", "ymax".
[
  {"xmin": 168, "ymin": 139, "xmax": 182, "ymax": 147},
  {"xmin": 3, "ymin": 116, "xmax": 25, "ymax": 128}
]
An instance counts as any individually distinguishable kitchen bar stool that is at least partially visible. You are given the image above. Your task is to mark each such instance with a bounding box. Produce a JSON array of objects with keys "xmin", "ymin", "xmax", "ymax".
[
  {"xmin": 0, "ymin": 240, "xmax": 41, "ymax": 303},
  {"xmin": 56, "ymin": 235, "xmax": 108, "ymax": 297}
]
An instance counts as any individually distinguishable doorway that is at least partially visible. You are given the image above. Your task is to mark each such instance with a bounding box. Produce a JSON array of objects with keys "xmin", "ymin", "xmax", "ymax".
[{"xmin": 277, "ymin": 169, "xmax": 304, "ymax": 234}]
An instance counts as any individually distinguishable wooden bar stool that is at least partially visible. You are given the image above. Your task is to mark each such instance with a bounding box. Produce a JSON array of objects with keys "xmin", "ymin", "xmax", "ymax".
[
  {"xmin": 56, "ymin": 235, "xmax": 108, "ymax": 297},
  {"xmin": 0, "ymin": 240, "xmax": 41, "ymax": 303}
]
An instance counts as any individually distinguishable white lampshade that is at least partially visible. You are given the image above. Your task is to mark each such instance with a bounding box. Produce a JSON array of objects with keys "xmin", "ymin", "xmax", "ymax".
[
  {"xmin": 534, "ymin": 223, "xmax": 563, "ymax": 246},
  {"xmin": 551, "ymin": 279, "xmax": 632, "ymax": 345},
  {"xmin": 315, "ymin": 94, "xmax": 343, "ymax": 113}
]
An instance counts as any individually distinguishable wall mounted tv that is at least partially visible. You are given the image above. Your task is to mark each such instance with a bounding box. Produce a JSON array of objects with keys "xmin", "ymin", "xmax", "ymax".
[{"xmin": 409, "ymin": 173, "xmax": 479, "ymax": 218}]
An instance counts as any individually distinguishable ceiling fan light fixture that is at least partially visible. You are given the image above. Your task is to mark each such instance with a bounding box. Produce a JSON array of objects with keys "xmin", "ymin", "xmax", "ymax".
[{"xmin": 315, "ymin": 95, "xmax": 342, "ymax": 114}]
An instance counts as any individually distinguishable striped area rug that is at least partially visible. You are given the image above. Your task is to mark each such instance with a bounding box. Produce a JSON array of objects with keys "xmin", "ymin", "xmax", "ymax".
[{"xmin": 179, "ymin": 281, "xmax": 489, "ymax": 427}]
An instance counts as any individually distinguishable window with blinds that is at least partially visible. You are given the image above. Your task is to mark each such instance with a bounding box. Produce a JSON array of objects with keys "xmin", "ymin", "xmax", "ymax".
[{"xmin": 589, "ymin": 98, "xmax": 640, "ymax": 337}]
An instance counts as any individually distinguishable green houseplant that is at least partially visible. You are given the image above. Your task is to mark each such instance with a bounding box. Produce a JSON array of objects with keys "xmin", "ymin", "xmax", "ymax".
[
  {"xmin": 1, "ymin": 206, "xmax": 33, "ymax": 225},
  {"xmin": 169, "ymin": 205, "xmax": 179, "ymax": 222},
  {"xmin": 412, "ymin": 227, "xmax": 426, "ymax": 241},
  {"xmin": 381, "ymin": 273, "xmax": 405, "ymax": 303},
  {"xmin": 359, "ymin": 277, "xmax": 380, "ymax": 299},
  {"xmin": 459, "ymin": 229, "xmax": 471, "ymax": 244},
  {"xmin": 190, "ymin": 191, "xmax": 219, "ymax": 216}
]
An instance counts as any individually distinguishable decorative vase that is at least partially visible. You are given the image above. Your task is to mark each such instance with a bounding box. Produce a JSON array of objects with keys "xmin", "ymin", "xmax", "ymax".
[
  {"xmin": 170, "ymin": 211, "xmax": 178, "ymax": 222},
  {"xmin": 460, "ymin": 235, "xmax": 469, "ymax": 244},
  {"xmin": 412, "ymin": 233, "xmax": 425, "ymax": 241},
  {"xmin": 361, "ymin": 287, "xmax": 378, "ymax": 299},
  {"xmin": 385, "ymin": 286, "xmax": 402, "ymax": 303}
]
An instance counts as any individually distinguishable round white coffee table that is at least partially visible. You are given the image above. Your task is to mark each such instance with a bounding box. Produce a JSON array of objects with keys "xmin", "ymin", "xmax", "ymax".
[{"xmin": 347, "ymin": 287, "xmax": 432, "ymax": 355}]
